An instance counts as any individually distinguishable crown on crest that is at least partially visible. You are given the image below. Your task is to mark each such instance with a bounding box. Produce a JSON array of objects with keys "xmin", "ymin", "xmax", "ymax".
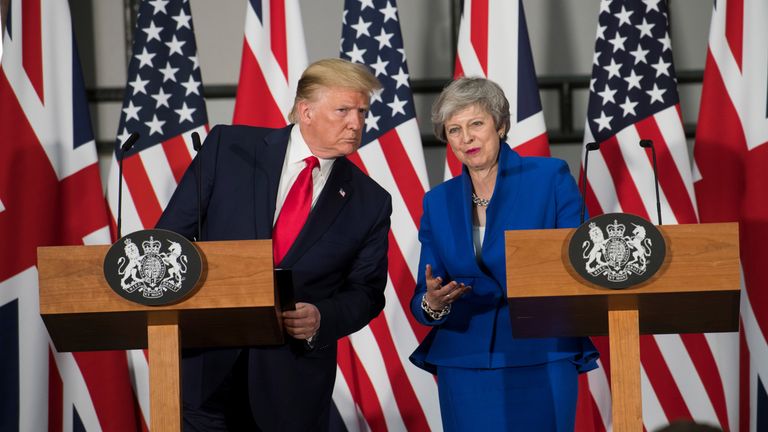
[
  {"xmin": 606, "ymin": 220, "xmax": 626, "ymax": 238},
  {"xmin": 142, "ymin": 236, "xmax": 161, "ymax": 254}
]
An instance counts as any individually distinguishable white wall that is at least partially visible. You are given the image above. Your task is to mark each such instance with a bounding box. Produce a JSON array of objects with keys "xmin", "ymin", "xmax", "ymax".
[{"xmin": 71, "ymin": 0, "xmax": 712, "ymax": 188}]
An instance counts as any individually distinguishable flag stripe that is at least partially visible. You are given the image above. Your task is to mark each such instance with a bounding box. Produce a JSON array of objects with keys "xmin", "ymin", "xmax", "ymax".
[
  {"xmin": 21, "ymin": 0, "xmax": 43, "ymax": 103},
  {"xmin": 679, "ymin": 334, "xmax": 731, "ymax": 428},
  {"xmin": 725, "ymin": 0, "xmax": 744, "ymax": 71},
  {"xmin": 469, "ymin": 0, "xmax": 489, "ymax": 75},
  {"xmin": 377, "ymin": 130, "xmax": 424, "ymax": 227},
  {"xmin": 232, "ymin": 42, "xmax": 287, "ymax": 127},
  {"xmin": 269, "ymin": 0, "xmax": 288, "ymax": 80},
  {"xmin": 596, "ymin": 136, "xmax": 649, "ymax": 219},
  {"xmin": 640, "ymin": 336, "xmax": 693, "ymax": 421},
  {"xmin": 123, "ymin": 154, "xmax": 164, "ymax": 229},
  {"xmin": 336, "ymin": 338, "xmax": 387, "ymax": 431},
  {"xmin": 48, "ymin": 349, "xmax": 63, "ymax": 432},
  {"xmin": 161, "ymin": 134, "xmax": 193, "ymax": 183},
  {"xmin": 386, "ymin": 231, "xmax": 428, "ymax": 340}
]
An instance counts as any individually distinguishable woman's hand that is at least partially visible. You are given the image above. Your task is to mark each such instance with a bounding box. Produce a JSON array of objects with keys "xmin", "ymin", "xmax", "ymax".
[{"xmin": 424, "ymin": 264, "xmax": 472, "ymax": 310}]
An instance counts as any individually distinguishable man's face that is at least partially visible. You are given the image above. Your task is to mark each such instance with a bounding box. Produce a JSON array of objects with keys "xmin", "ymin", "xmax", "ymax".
[{"xmin": 297, "ymin": 87, "xmax": 370, "ymax": 158}]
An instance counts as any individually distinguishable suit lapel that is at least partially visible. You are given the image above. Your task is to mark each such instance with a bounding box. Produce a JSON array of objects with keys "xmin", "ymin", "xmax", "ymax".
[
  {"xmin": 278, "ymin": 156, "xmax": 353, "ymax": 267},
  {"xmin": 482, "ymin": 144, "xmax": 522, "ymax": 277},
  {"xmin": 254, "ymin": 126, "xmax": 292, "ymax": 239}
]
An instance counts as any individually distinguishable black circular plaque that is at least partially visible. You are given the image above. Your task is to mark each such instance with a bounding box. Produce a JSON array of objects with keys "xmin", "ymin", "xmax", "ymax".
[
  {"xmin": 104, "ymin": 229, "xmax": 202, "ymax": 306},
  {"xmin": 568, "ymin": 213, "xmax": 666, "ymax": 290}
]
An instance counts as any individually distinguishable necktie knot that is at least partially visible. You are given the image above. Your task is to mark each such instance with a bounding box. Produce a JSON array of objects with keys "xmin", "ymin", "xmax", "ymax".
[{"xmin": 305, "ymin": 156, "xmax": 319, "ymax": 171}]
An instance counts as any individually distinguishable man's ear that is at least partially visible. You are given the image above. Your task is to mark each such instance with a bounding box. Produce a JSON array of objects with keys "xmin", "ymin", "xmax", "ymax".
[{"xmin": 297, "ymin": 100, "xmax": 313, "ymax": 124}]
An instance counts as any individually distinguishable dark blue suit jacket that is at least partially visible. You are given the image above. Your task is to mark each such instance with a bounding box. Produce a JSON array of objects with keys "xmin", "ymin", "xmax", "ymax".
[
  {"xmin": 156, "ymin": 124, "xmax": 391, "ymax": 430},
  {"xmin": 409, "ymin": 144, "xmax": 598, "ymax": 373}
]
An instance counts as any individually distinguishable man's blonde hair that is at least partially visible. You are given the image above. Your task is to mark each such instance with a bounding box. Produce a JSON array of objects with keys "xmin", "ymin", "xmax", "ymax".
[{"xmin": 288, "ymin": 59, "xmax": 381, "ymax": 123}]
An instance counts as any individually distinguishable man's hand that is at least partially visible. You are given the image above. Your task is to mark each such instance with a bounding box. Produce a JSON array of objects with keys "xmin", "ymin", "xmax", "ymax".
[{"xmin": 282, "ymin": 302, "xmax": 321, "ymax": 340}]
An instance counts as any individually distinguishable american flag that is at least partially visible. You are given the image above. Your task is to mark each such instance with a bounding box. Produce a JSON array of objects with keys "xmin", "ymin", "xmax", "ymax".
[
  {"xmin": 580, "ymin": 1, "xmax": 733, "ymax": 430},
  {"xmin": 694, "ymin": 0, "xmax": 768, "ymax": 430},
  {"xmin": 445, "ymin": 0, "xmax": 549, "ymax": 180},
  {"xmin": 335, "ymin": 0, "xmax": 435, "ymax": 430},
  {"xmin": 232, "ymin": 0, "xmax": 307, "ymax": 127},
  {"xmin": 0, "ymin": 1, "xmax": 141, "ymax": 430},
  {"xmin": 104, "ymin": 0, "xmax": 209, "ymax": 425}
]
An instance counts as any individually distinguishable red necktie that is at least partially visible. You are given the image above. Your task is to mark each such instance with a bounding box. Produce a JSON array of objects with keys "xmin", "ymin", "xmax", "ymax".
[{"xmin": 273, "ymin": 156, "xmax": 319, "ymax": 265}]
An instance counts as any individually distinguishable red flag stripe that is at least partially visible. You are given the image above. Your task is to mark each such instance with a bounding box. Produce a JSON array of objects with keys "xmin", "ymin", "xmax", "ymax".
[
  {"xmin": 634, "ymin": 114, "xmax": 698, "ymax": 223},
  {"xmin": 738, "ymin": 324, "xmax": 749, "ymax": 432},
  {"xmin": 377, "ymin": 130, "xmax": 424, "ymax": 228},
  {"xmin": 367, "ymin": 315, "xmax": 430, "ymax": 430},
  {"xmin": 161, "ymin": 134, "xmax": 193, "ymax": 184},
  {"xmin": 122, "ymin": 154, "xmax": 164, "ymax": 229},
  {"xmin": 724, "ymin": 0, "xmax": 744, "ymax": 71},
  {"xmin": 232, "ymin": 42, "xmax": 287, "ymax": 127},
  {"xmin": 640, "ymin": 335, "xmax": 693, "ymax": 421},
  {"xmin": 386, "ymin": 230, "xmax": 428, "ymax": 341},
  {"xmin": 336, "ymin": 338, "xmax": 387, "ymax": 431},
  {"xmin": 512, "ymin": 132, "xmax": 551, "ymax": 157},
  {"xmin": 48, "ymin": 350, "xmax": 63, "ymax": 432},
  {"xmin": 596, "ymin": 136, "xmax": 650, "ymax": 219},
  {"xmin": 21, "ymin": 0, "xmax": 43, "ymax": 103},
  {"xmin": 445, "ymin": 144, "xmax": 462, "ymax": 177},
  {"xmin": 469, "ymin": 0, "xmax": 489, "ymax": 75},
  {"xmin": 269, "ymin": 0, "xmax": 288, "ymax": 80},
  {"xmin": 678, "ymin": 334, "xmax": 731, "ymax": 429}
]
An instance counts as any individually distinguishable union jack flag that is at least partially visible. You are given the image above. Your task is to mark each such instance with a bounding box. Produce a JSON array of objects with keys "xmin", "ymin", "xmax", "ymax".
[
  {"xmin": 232, "ymin": 0, "xmax": 307, "ymax": 127},
  {"xmin": 334, "ymin": 0, "xmax": 435, "ymax": 430},
  {"xmin": 445, "ymin": 0, "xmax": 549, "ymax": 179},
  {"xmin": 695, "ymin": 0, "xmax": 768, "ymax": 430},
  {"xmin": 579, "ymin": 1, "xmax": 734, "ymax": 431},
  {"xmin": 0, "ymin": 1, "xmax": 141, "ymax": 430},
  {"xmin": 104, "ymin": 0, "xmax": 210, "ymax": 424}
]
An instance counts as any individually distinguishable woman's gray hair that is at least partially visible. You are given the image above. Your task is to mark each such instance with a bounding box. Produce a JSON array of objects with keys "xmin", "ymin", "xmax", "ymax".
[{"xmin": 431, "ymin": 77, "xmax": 511, "ymax": 143}]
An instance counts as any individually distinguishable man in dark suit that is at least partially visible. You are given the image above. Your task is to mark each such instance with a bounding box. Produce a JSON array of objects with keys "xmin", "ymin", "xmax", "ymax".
[{"xmin": 156, "ymin": 58, "xmax": 391, "ymax": 431}]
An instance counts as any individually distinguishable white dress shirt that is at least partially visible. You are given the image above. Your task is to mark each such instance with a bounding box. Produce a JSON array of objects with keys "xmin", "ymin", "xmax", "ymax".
[{"xmin": 273, "ymin": 126, "xmax": 335, "ymax": 226}]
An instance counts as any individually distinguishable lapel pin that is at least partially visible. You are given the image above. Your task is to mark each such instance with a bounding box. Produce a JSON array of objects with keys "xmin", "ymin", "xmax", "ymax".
[{"xmin": 339, "ymin": 188, "xmax": 346, "ymax": 198}]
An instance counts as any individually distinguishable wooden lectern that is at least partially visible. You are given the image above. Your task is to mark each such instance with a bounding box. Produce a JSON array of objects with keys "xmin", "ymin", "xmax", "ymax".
[
  {"xmin": 505, "ymin": 222, "xmax": 740, "ymax": 431},
  {"xmin": 37, "ymin": 240, "xmax": 279, "ymax": 432}
]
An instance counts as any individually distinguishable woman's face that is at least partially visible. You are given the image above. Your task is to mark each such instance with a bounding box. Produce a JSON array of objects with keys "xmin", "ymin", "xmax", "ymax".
[{"xmin": 444, "ymin": 104, "xmax": 503, "ymax": 172}]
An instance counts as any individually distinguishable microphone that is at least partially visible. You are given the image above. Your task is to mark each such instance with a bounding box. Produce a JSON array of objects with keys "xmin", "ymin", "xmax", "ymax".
[
  {"xmin": 580, "ymin": 142, "xmax": 601, "ymax": 224},
  {"xmin": 116, "ymin": 132, "xmax": 140, "ymax": 239},
  {"xmin": 192, "ymin": 132, "xmax": 203, "ymax": 242},
  {"xmin": 639, "ymin": 139, "xmax": 662, "ymax": 225}
]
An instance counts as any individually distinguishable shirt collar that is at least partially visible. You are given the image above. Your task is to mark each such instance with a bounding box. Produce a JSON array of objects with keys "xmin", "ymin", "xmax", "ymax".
[{"xmin": 290, "ymin": 125, "xmax": 334, "ymax": 174}]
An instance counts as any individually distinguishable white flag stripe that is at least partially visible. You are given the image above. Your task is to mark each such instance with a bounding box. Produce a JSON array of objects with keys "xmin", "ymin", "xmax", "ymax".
[
  {"xmin": 653, "ymin": 107, "xmax": 698, "ymax": 213},
  {"xmin": 107, "ymin": 156, "xmax": 145, "ymax": 234},
  {"xmin": 654, "ymin": 334, "xmax": 720, "ymax": 424},
  {"xmin": 641, "ymin": 365, "xmax": 669, "ymax": 431},
  {"xmin": 332, "ymin": 368, "xmax": 370, "ymax": 432},
  {"xmin": 454, "ymin": 0, "xmax": 483, "ymax": 76},
  {"xmin": 348, "ymin": 327, "xmax": 409, "ymax": 432},
  {"xmin": 284, "ymin": 0, "xmax": 309, "ymax": 100},
  {"xmin": 141, "ymin": 144, "xmax": 178, "ymax": 210},
  {"xmin": 243, "ymin": 5, "xmax": 293, "ymax": 118},
  {"xmin": 380, "ymin": 278, "xmax": 442, "ymax": 430},
  {"xmin": 395, "ymin": 120, "xmax": 430, "ymax": 190},
  {"xmin": 742, "ymin": 0, "xmax": 768, "ymax": 148},
  {"xmin": 586, "ymin": 361, "xmax": 613, "ymax": 432},
  {"xmin": 581, "ymin": 126, "xmax": 622, "ymax": 214},
  {"xmin": 486, "ymin": 1, "xmax": 520, "ymax": 118},
  {"xmin": 704, "ymin": 331, "xmax": 740, "ymax": 432}
]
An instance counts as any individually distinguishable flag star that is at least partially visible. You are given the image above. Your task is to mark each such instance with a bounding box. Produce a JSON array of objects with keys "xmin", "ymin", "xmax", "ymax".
[
  {"xmin": 593, "ymin": 111, "xmax": 613, "ymax": 131},
  {"xmin": 346, "ymin": 44, "xmax": 367, "ymax": 64},
  {"xmin": 387, "ymin": 95, "xmax": 408, "ymax": 116},
  {"xmin": 635, "ymin": 18, "xmax": 655, "ymax": 38},
  {"xmin": 593, "ymin": 51, "xmax": 601, "ymax": 66},
  {"xmin": 608, "ymin": 32, "xmax": 627, "ymax": 52},
  {"xmin": 599, "ymin": 0, "xmax": 611, "ymax": 14},
  {"xmin": 597, "ymin": 84, "xmax": 617, "ymax": 106},
  {"xmin": 172, "ymin": 9, "xmax": 192, "ymax": 30},
  {"xmin": 188, "ymin": 55, "xmax": 200, "ymax": 70},
  {"xmin": 391, "ymin": 67, "xmax": 410, "ymax": 88},
  {"xmin": 646, "ymin": 83, "xmax": 666, "ymax": 104},
  {"xmin": 129, "ymin": 74, "xmax": 150, "ymax": 95},
  {"xmin": 370, "ymin": 88, "xmax": 384, "ymax": 104},
  {"xmin": 380, "ymin": 1, "xmax": 398, "ymax": 23},
  {"xmin": 642, "ymin": 0, "xmax": 662, "ymax": 13},
  {"xmin": 145, "ymin": 114, "xmax": 166, "ymax": 136},
  {"xmin": 623, "ymin": 69, "xmax": 643, "ymax": 90},
  {"xmin": 148, "ymin": 0, "xmax": 169, "ymax": 14},
  {"xmin": 342, "ymin": 10, "xmax": 348, "ymax": 25},
  {"xmin": 122, "ymin": 101, "xmax": 142, "ymax": 121},
  {"xmin": 658, "ymin": 33, "xmax": 672, "ymax": 52},
  {"xmin": 142, "ymin": 20, "xmax": 163, "ymax": 42},
  {"xmin": 619, "ymin": 96, "xmax": 638, "ymax": 117},
  {"xmin": 159, "ymin": 61, "xmax": 179, "ymax": 82},
  {"xmin": 596, "ymin": 24, "xmax": 607, "ymax": 40},
  {"xmin": 365, "ymin": 111, "xmax": 380, "ymax": 132},
  {"xmin": 590, "ymin": 78, "xmax": 597, "ymax": 92},
  {"xmin": 181, "ymin": 75, "xmax": 201, "ymax": 95},
  {"xmin": 359, "ymin": 0, "xmax": 375, "ymax": 11},
  {"xmin": 603, "ymin": 58, "xmax": 623, "ymax": 80},
  {"xmin": 166, "ymin": 35, "xmax": 186, "ymax": 56},
  {"xmin": 614, "ymin": 6, "xmax": 633, "ymax": 27},
  {"xmin": 374, "ymin": 28, "xmax": 394, "ymax": 49},
  {"xmin": 351, "ymin": 17, "xmax": 372, "ymax": 38},
  {"xmin": 651, "ymin": 57, "xmax": 671, "ymax": 77},
  {"xmin": 117, "ymin": 129, "xmax": 131, "ymax": 144},
  {"xmin": 629, "ymin": 44, "xmax": 650, "ymax": 64},
  {"xmin": 370, "ymin": 56, "xmax": 389, "ymax": 77},
  {"xmin": 397, "ymin": 48, "xmax": 407, "ymax": 61},
  {"xmin": 151, "ymin": 87, "xmax": 172, "ymax": 108},
  {"xmin": 135, "ymin": 48, "xmax": 155, "ymax": 69},
  {"xmin": 174, "ymin": 102, "xmax": 196, "ymax": 123}
]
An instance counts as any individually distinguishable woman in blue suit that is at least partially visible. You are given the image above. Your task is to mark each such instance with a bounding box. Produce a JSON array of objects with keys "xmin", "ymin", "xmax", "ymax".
[{"xmin": 410, "ymin": 77, "xmax": 598, "ymax": 431}]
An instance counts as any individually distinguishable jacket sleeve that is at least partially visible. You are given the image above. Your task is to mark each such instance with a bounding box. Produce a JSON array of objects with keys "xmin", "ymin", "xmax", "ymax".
[{"xmin": 410, "ymin": 194, "xmax": 450, "ymax": 326}]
